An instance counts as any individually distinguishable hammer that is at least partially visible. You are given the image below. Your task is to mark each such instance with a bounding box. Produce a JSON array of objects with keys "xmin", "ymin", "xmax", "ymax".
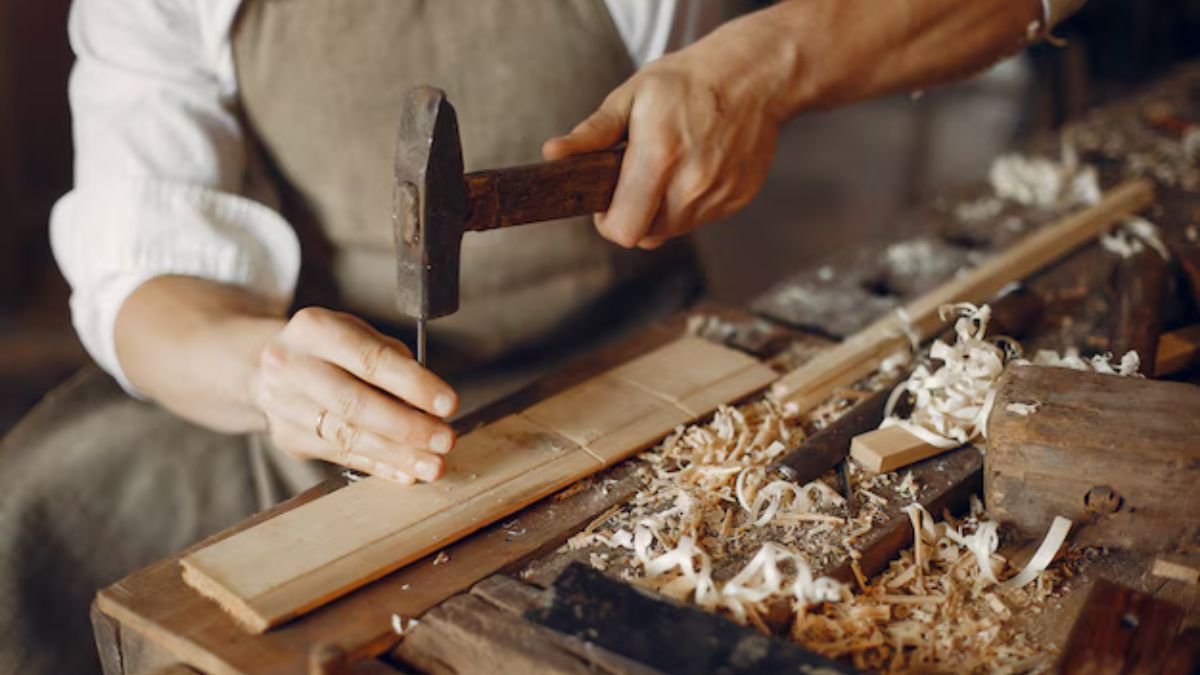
[{"xmin": 394, "ymin": 86, "xmax": 624, "ymax": 365}]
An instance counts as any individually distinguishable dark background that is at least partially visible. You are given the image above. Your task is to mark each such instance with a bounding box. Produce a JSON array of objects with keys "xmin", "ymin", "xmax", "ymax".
[{"xmin": 0, "ymin": 0, "xmax": 1197, "ymax": 433}]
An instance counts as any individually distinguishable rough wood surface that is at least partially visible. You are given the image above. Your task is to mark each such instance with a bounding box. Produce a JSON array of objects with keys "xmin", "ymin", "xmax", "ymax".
[
  {"xmin": 1058, "ymin": 579, "xmax": 1188, "ymax": 675},
  {"xmin": 772, "ymin": 179, "xmax": 1155, "ymax": 412},
  {"xmin": 180, "ymin": 337, "xmax": 775, "ymax": 633},
  {"xmin": 394, "ymin": 575, "xmax": 661, "ymax": 675},
  {"xmin": 986, "ymin": 365, "xmax": 1200, "ymax": 551}
]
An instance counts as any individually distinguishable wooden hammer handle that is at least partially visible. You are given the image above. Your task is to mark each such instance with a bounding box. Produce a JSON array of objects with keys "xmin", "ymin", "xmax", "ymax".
[{"xmin": 463, "ymin": 147, "xmax": 624, "ymax": 232}]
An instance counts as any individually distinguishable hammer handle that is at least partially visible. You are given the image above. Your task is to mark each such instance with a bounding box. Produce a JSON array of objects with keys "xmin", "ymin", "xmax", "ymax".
[{"xmin": 463, "ymin": 148, "xmax": 624, "ymax": 232}]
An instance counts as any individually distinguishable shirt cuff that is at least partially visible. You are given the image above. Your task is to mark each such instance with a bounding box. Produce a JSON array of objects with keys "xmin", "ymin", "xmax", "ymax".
[{"xmin": 50, "ymin": 178, "xmax": 301, "ymax": 396}]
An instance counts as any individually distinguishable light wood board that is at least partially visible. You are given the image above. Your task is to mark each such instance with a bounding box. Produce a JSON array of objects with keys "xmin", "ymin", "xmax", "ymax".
[
  {"xmin": 181, "ymin": 337, "xmax": 776, "ymax": 632},
  {"xmin": 772, "ymin": 179, "xmax": 1155, "ymax": 412}
]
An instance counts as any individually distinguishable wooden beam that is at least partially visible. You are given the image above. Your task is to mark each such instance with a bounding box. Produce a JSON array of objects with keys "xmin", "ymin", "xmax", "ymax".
[
  {"xmin": 1111, "ymin": 247, "xmax": 1169, "ymax": 373},
  {"xmin": 180, "ymin": 337, "xmax": 777, "ymax": 632},
  {"xmin": 772, "ymin": 179, "xmax": 1155, "ymax": 411}
]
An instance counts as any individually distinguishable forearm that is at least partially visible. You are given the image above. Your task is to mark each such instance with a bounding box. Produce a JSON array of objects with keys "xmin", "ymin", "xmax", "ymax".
[
  {"xmin": 115, "ymin": 276, "xmax": 283, "ymax": 434},
  {"xmin": 723, "ymin": 0, "xmax": 1043, "ymax": 119}
]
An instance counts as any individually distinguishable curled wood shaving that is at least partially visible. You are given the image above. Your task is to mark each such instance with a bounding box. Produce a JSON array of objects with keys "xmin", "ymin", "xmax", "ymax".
[
  {"xmin": 881, "ymin": 304, "xmax": 1015, "ymax": 448},
  {"xmin": 1100, "ymin": 216, "xmax": 1171, "ymax": 260}
]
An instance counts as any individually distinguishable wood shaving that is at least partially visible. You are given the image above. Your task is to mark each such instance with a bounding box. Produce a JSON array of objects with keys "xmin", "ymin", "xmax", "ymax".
[
  {"xmin": 1100, "ymin": 216, "xmax": 1170, "ymax": 260},
  {"xmin": 432, "ymin": 551, "xmax": 450, "ymax": 566},
  {"xmin": 1004, "ymin": 402, "xmax": 1040, "ymax": 416},
  {"xmin": 391, "ymin": 613, "xmax": 419, "ymax": 636}
]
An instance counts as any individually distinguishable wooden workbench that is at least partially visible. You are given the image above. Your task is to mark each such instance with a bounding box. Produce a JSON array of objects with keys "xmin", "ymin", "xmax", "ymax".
[{"xmin": 92, "ymin": 65, "xmax": 1200, "ymax": 675}]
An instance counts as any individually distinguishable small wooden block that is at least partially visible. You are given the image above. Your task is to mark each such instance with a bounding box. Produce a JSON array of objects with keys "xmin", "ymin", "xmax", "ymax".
[
  {"xmin": 849, "ymin": 425, "xmax": 947, "ymax": 473},
  {"xmin": 1152, "ymin": 556, "xmax": 1200, "ymax": 585},
  {"xmin": 1156, "ymin": 323, "xmax": 1200, "ymax": 376}
]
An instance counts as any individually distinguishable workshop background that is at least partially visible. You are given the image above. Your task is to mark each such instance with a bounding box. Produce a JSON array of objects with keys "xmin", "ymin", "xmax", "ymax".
[{"xmin": 0, "ymin": 0, "xmax": 1197, "ymax": 435}]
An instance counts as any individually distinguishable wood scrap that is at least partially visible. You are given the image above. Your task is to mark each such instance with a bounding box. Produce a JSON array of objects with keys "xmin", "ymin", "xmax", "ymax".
[
  {"xmin": 1156, "ymin": 323, "xmax": 1200, "ymax": 376},
  {"xmin": 1153, "ymin": 555, "xmax": 1200, "ymax": 585},
  {"xmin": 180, "ymin": 337, "xmax": 776, "ymax": 632},
  {"xmin": 849, "ymin": 426, "xmax": 944, "ymax": 474},
  {"xmin": 986, "ymin": 365, "xmax": 1200, "ymax": 552},
  {"xmin": 772, "ymin": 179, "xmax": 1154, "ymax": 413}
]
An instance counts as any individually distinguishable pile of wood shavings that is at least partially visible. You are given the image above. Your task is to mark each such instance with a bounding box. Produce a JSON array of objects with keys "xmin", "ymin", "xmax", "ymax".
[
  {"xmin": 558, "ymin": 391, "xmax": 1077, "ymax": 673},
  {"xmin": 791, "ymin": 501, "xmax": 1085, "ymax": 674}
]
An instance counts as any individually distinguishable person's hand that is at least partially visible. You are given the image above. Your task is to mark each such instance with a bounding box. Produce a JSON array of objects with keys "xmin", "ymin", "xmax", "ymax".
[
  {"xmin": 250, "ymin": 307, "xmax": 458, "ymax": 484},
  {"xmin": 542, "ymin": 16, "xmax": 791, "ymax": 250}
]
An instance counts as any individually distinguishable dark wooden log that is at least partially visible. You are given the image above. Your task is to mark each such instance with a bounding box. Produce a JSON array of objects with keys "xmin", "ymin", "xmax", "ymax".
[
  {"xmin": 1111, "ymin": 248, "xmax": 1170, "ymax": 374},
  {"xmin": 527, "ymin": 563, "xmax": 858, "ymax": 675},
  {"xmin": 393, "ymin": 575, "xmax": 660, "ymax": 675},
  {"xmin": 986, "ymin": 366, "xmax": 1200, "ymax": 552},
  {"xmin": 1058, "ymin": 579, "xmax": 1187, "ymax": 675}
]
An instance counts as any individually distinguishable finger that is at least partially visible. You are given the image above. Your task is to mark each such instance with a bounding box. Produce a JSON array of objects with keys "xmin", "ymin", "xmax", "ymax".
[
  {"xmin": 268, "ymin": 418, "xmax": 416, "ymax": 485},
  {"xmin": 597, "ymin": 139, "xmax": 673, "ymax": 248},
  {"xmin": 278, "ymin": 352, "xmax": 456, "ymax": 454},
  {"xmin": 287, "ymin": 308, "xmax": 457, "ymax": 417},
  {"xmin": 319, "ymin": 412, "xmax": 446, "ymax": 482},
  {"xmin": 542, "ymin": 88, "xmax": 632, "ymax": 160}
]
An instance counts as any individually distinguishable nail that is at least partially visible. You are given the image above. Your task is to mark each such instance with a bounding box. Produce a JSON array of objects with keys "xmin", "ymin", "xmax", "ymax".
[
  {"xmin": 430, "ymin": 431, "xmax": 453, "ymax": 454},
  {"xmin": 415, "ymin": 459, "xmax": 440, "ymax": 482},
  {"xmin": 433, "ymin": 394, "xmax": 454, "ymax": 417},
  {"xmin": 392, "ymin": 469, "xmax": 415, "ymax": 485}
]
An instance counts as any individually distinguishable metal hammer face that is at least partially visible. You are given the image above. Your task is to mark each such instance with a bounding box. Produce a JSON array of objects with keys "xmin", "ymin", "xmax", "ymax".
[{"xmin": 393, "ymin": 86, "xmax": 466, "ymax": 320}]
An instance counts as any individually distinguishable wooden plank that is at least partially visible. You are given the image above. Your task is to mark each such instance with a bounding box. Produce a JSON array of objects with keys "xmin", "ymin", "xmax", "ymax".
[
  {"xmin": 1157, "ymin": 323, "xmax": 1200, "ymax": 376},
  {"xmin": 1058, "ymin": 579, "xmax": 1187, "ymax": 674},
  {"xmin": 97, "ymin": 461, "xmax": 644, "ymax": 675},
  {"xmin": 181, "ymin": 337, "xmax": 777, "ymax": 632},
  {"xmin": 849, "ymin": 425, "xmax": 946, "ymax": 473},
  {"xmin": 92, "ymin": 600, "xmax": 125, "ymax": 675},
  {"xmin": 772, "ymin": 179, "xmax": 1155, "ymax": 411},
  {"xmin": 394, "ymin": 576, "xmax": 662, "ymax": 675},
  {"xmin": 985, "ymin": 365, "xmax": 1200, "ymax": 551}
]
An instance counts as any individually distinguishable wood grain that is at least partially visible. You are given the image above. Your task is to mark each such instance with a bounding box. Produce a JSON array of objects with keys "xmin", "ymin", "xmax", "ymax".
[
  {"xmin": 181, "ymin": 337, "xmax": 776, "ymax": 632},
  {"xmin": 772, "ymin": 179, "xmax": 1155, "ymax": 411},
  {"xmin": 985, "ymin": 365, "xmax": 1200, "ymax": 552},
  {"xmin": 1058, "ymin": 579, "xmax": 1187, "ymax": 674},
  {"xmin": 1111, "ymin": 247, "xmax": 1169, "ymax": 373},
  {"xmin": 849, "ymin": 425, "xmax": 946, "ymax": 473}
]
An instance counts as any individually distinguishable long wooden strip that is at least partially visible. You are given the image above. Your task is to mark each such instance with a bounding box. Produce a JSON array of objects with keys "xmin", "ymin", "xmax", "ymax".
[
  {"xmin": 772, "ymin": 179, "xmax": 1155, "ymax": 409},
  {"xmin": 181, "ymin": 337, "xmax": 777, "ymax": 632}
]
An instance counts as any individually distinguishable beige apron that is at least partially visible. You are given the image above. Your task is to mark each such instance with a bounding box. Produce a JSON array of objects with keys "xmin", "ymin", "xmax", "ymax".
[
  {"xmin": 233, "ymin": 0, "xmax": 696, "ymax": 370},
  {"xmin": 0, "ymin": 3, "xmax": 700, "ymax": 674}
]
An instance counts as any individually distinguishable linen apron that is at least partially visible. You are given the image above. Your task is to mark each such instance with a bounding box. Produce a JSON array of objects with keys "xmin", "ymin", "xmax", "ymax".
[{"xmin": 0, "ymin": 2, "xmax": 700, "ymax": 674}]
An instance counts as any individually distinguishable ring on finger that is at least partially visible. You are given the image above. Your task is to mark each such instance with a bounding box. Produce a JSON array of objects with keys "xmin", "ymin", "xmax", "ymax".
[{"xmin": 315, "ymin": 409, "xmax": 329, "ymax": 441}]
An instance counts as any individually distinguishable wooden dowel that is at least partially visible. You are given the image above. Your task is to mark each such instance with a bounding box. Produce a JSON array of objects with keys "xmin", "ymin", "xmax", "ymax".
[{"xmin": 773, "ymin": 179, "xmax": 1155, "ymax": 411}]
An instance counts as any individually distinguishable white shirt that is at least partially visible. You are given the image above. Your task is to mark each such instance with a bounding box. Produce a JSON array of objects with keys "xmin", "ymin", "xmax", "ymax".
[{"xmin": 50, "ymin": 0, "xmax": 722, "ymax": 392}]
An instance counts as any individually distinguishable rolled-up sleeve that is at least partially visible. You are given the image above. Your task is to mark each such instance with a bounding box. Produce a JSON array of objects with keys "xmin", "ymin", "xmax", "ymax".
[{"xmin": 50, "ymin": 0, "xmax": 299, "ymax": 394}]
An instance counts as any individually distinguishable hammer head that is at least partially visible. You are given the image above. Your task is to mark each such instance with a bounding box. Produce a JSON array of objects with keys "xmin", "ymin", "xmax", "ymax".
[{"xmin": 393, "ymin": 86, "xmax": 467, "ymax": 320}]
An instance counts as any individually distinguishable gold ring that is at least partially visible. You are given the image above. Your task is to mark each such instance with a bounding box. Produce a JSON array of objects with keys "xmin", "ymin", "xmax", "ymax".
[{"xmin": 315, "ymin": 409, "xmax": 328, "ymax": 440}]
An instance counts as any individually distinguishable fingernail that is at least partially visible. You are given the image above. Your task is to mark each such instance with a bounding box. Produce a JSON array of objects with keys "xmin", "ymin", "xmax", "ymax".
[
  {"xmin": 433, "ymin": 394, "xmax": 454, "ymax": 416},
  {"xmin": 392, "ymin": 469, "xmax": 415, "ymax": 485},
  {"xmin": 430, "ymin": 431, "xmax": 453, "ymax": 454},
  {"xmin": 415, "ymin": 459, "xmax": 440, "ymax": 482}
]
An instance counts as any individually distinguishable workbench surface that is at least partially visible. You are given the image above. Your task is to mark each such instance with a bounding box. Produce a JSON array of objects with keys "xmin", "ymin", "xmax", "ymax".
[{"xmin": 93, "ymin": 65, "xmax": 1200, "ymax": 675}]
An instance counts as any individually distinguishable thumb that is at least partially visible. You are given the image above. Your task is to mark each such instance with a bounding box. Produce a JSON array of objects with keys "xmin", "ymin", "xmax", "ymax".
[{"xmin": 543, "ymin": 89, "xmax": 632, "ymax": 160}]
